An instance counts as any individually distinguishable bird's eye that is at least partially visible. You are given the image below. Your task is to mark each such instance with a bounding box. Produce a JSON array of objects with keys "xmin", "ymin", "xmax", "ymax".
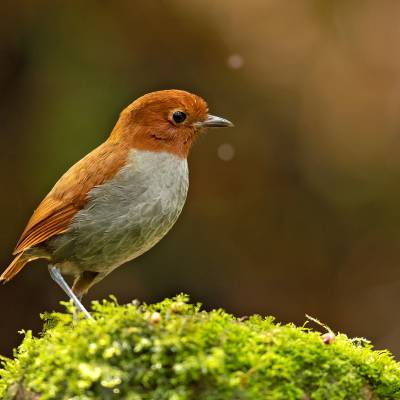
[{"xmin": 172, "ymin": 111, "xmax": 187, "ymax": 124}]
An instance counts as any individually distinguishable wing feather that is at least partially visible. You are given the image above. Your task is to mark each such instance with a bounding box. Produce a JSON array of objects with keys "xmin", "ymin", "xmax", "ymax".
[
  {"xmin": 13, "ymin": 141, "xmax": 128, "ymax": 255},
  {"xmin": 14, "ymin": 204, "xmax": 77, "ymax": 253}
]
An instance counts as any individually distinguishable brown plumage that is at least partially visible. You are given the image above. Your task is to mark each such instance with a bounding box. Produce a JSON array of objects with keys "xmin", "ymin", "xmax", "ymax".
[
  {"xmin": 1, "ymin": 142, "xmax": 129, "ymax": 282},
  {"xmin": 0, "ymin": 89, "xmax": 233, "ymax": 317},
  {"xmin": 3, "ymin": 89, "xmax": 206, "ymax": 282}
]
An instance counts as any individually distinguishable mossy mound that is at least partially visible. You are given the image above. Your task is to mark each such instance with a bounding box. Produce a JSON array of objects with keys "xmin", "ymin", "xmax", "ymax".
[{"xmin": 0, "ymin": 295, "xmax": 400, "ymax": 399}]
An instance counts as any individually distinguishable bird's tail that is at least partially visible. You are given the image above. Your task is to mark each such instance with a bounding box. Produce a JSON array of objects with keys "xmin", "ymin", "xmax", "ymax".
[{"xmin": 0, "ymin": 252, "xmax": 40, "ymax": 283}]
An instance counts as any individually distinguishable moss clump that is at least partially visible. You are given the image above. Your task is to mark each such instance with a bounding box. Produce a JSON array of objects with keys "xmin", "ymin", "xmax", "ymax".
[{"xmin": 0, "ymin": 295, "xmax": 399, "ymax": 399}]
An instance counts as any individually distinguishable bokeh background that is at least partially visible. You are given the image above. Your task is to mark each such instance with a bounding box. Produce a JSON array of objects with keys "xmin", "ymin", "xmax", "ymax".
[{"xmin": 2, "ymin": 0, "xmax": 400, "ymax": 358}]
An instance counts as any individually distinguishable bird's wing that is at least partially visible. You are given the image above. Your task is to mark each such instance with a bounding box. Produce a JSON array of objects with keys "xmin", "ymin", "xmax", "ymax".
[{"xmin": 14, "ymin": 141, "xmax": 128, "ymax": 254}]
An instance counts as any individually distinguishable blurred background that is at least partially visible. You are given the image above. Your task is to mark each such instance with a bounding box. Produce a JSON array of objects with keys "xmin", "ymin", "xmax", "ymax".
[{"xmin": 2, "ymin": 0, "xmax": 400, "ymax": 357}]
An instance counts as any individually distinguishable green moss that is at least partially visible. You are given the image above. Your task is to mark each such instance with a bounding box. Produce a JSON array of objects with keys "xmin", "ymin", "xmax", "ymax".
[{"xmin": 0, "ymin": 295, "xmax": 399, "ymax": 399}]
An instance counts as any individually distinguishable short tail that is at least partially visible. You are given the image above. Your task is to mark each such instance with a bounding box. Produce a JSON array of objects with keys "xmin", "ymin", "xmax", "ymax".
[{"xmin": 0, "ymin": 252, "xmax": 40, "ymax": 283}]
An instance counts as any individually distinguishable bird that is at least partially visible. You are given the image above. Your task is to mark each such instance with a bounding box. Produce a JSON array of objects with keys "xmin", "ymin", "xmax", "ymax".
[{"xmin": 0, "ymin": 89, "xmax": 233, "ymax": 318}]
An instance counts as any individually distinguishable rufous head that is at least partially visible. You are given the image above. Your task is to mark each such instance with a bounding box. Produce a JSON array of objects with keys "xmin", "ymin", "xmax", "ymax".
[{"xmin": 110, "ymin": 89, "xmax": 233, "ymax": 158}]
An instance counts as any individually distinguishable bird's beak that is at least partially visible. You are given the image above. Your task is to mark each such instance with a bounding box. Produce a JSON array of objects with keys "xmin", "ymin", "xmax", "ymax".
[{"xmin": 194, "ymin": 114, "xmax": 234, "ymax": 128}]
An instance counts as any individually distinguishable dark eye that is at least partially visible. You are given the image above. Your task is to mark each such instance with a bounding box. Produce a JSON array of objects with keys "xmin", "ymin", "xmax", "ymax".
[{"xmin": 172, "ymin": 111, "xmax": 187, "ymax": 124}]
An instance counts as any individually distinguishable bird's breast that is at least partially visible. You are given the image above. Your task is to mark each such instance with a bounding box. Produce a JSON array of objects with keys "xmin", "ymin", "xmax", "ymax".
[{"xmin": 50, "ymin": 149, "xmax": 189, "ymax": 272}]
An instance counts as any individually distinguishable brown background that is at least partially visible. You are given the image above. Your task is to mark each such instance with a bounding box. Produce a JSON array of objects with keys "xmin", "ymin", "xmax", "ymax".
[{"xmin": 2, "ymin": 0, "xmax": 400, "ymax": 358}]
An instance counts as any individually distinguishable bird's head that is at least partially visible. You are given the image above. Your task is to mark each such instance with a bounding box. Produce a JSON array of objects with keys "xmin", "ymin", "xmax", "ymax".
[{"xmin": 110, "ymin": 89, "xmax": 233, "ymax": 158}]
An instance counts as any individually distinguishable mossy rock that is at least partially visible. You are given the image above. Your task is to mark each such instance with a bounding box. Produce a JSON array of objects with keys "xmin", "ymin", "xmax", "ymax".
[{"xmin": 0, "ymin": 295, "xmax": 399, "ymax": 399}]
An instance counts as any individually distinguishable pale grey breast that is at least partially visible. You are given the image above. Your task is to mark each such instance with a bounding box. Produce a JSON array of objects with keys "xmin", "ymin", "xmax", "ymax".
[{"xmin": 48, "ymin": 150, "xmax": 189, "ymax": 274}]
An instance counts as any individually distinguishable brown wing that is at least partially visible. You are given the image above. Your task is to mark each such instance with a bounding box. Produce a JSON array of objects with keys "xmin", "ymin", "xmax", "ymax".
[
  {"xmin": 14, "ymin": 140, "xmax": 128, "ymax": 254},
  {"xmin": 14, "ymin": 201, "xmax": 78, "ymax": 253}
]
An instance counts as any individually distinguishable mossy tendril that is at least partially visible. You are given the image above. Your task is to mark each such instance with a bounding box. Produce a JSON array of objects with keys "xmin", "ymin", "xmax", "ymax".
[{"xmin": 0, "ymin": 294, "xmax": 399, "ymax": 399}]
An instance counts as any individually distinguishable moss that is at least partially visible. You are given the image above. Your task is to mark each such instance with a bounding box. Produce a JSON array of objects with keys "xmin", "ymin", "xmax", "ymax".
[{"xmin": 0, "ymin": 295, "xmax": 399, "ymax": 400}]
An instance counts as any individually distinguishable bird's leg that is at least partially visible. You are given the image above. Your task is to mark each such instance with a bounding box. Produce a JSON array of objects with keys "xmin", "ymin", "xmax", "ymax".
[
  {"xmin": 48, "ymin": 265, "xmax": 92, "ymax": 319},
  {"xmin": 71, "ymin": 271, "xmax": 99, "ymax": 321},
  {"xmin": 72, "ymin": 271, "xmax": 99, "ymax": 300}
]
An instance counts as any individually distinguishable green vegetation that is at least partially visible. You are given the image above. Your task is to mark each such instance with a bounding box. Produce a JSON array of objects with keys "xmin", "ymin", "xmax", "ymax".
[{"xmin": 0, "ymin": 295, "xmax": 399, "ymax": 399}]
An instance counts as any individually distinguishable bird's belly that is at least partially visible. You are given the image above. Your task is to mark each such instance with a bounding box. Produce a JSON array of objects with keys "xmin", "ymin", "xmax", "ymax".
[{"xmin": 48, "ymin": 150, "xmax": 189, "ymax": 273}]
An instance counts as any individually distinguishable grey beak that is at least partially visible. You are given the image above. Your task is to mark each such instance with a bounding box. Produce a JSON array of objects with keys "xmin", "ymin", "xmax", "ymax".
[{"xmin": 195, "ymin": 114, "xmax": 234, "ymax": 128}]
